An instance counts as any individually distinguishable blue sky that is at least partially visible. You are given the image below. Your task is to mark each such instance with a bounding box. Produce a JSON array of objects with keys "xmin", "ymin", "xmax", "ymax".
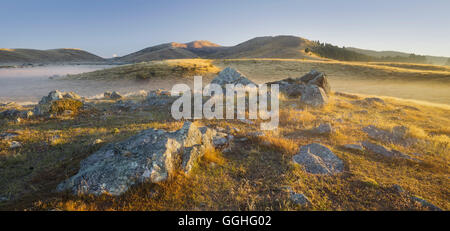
[{"xmin": 1, "ymin": 0, "xmax": 449, "ymax": 58}]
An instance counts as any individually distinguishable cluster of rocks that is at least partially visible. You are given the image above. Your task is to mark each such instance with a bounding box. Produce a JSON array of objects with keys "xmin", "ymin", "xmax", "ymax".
[
  {"xmin": 33, "ymin": 90, "xmax": 84, "ymax": 116},
  {"xmin": 103, "ymin": 91, "xmax": 123, "ymax": 100},
  {"xmin": 362, "ymin": 125, "xmax": 416, "ymax": 146},
  {"xmin": 268, "ymin": 70, "xmax": 330, "ymax": 107},
  {"xmin": 0, "ymin": 108, "xmax": 33, "ymax": 121},
  {"xmin": 57, "ymin": 122, "xmax": 232, "ymax": 195}
]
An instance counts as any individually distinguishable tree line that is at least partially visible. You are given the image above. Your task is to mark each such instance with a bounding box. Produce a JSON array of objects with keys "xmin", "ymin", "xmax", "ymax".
[{"xmin": 309, "ymin": 42, "xmax": 428, "ymax": 63}]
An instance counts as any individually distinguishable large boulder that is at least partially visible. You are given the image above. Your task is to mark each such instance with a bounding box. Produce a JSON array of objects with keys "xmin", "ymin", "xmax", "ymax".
[
  {"xmin": 267, "ymin": 70, "xmax": 330, "ymax": 107},
  {"xmin": 210, "ymin": 67, "xmax": 255, "ymax": 87},
  {"xmin": 300, "ymin": 85, "xmax": 328, "ymax": 107},
  {"xmin": 297, "ymin": 70, "xmax": 331, "ymax": 94},
  {"xmin": 57, "ymin": 122, "xmax": 229, "ymax": 195},
  {"xmin": 292, "ymin": 143, "xmax": 344, "ymax": 175}
]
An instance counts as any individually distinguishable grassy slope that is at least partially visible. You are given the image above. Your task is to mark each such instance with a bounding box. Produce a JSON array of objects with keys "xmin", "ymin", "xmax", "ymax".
[
  {"xmin": 65, "ymin": 59, "xmax": 221, "ymax": 80},
  {"xmin": 1, "ymin": 59, "xmax": 449, "ymax": 211},
  {"xmin": 0, "ymin": 91, "xmax": 449, "ymax": 211}
]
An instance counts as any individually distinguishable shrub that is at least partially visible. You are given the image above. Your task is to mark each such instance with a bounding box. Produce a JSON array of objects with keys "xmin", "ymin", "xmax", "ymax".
[{"xmin": 49, "ymin": 99, "xmax": 83, "ymax": 115}]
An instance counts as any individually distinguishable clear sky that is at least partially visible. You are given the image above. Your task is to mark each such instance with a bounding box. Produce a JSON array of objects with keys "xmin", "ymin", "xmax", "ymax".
[{"xmin": 1, "ymin": 0, "xmax": 449, "ymax": 58}]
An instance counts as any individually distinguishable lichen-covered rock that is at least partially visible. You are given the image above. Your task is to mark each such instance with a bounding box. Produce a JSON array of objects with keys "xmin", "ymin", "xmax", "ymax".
[
  {"xmin": 362, "ymin": 125, "xmax": 416, "ymax": 146},
  {"xmin": 290, "ymin": 192, "xmax": 311, "ymax": 206},
  {"xmin": 310, "ymin": 123, "xmax": 333, "ymax": 135},
  {"xmin": 57, "ymin": 122, "xmax": 229, "ymax": 196},
  {"xmin": 210, "ymin": 67, "xmax": 255, "ymax": 87},
  {"xmin": 292, "ymin": 143, "xmax": 344, "ymax": 175}
]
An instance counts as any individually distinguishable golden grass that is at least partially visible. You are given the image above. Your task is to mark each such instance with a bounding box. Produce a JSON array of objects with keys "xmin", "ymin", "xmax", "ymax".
[
  {"xmin": 1, "ymin": 60, "xmax": 449, "ymax": 210},
  {"xmin": 66, "ymin": 59, "xmax": 221, "ymax": 80}
]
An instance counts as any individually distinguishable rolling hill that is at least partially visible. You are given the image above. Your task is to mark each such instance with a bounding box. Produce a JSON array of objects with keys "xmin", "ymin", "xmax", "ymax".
[
  {"xmin": 116, "ymin": 35, "xmax": 449, "ymax": 65},
  {"xmin": 116, "ymin": 36, "xmax": 322, "ymax": 62},
  {"xmin": 117, "ymin": 41, "xmax": 226, "ymax": 62},
  {"xmin": 0, "ymin": 48, "xmax": 105, "ymax": 64}
]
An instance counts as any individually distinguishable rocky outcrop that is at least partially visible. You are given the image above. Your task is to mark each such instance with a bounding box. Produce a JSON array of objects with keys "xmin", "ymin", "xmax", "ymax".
[
  {"xmin": 0, "ymin": 109, "xmax": 33, "ymax": 120},
  {"xmin": 33, "ymin": 90, "xmax": 83, "ymax": 116},
  {"xmin": 296, "ymin": 69, "xmax": 330, "ymax": 94},
  {"xmin": 292, "ymin": 143, "xmax": 344, "ymax": 175},
  {"xmin": 210, "ymin": 67, "xmax": 255, "ymax": 87},
  {"xmin": 38, "ymin": 90, "xmax": 82, "ymax": 105},
  {"xmin": 362, "ymin": 125, "xmax": 416, "ymax": 146},
  {"xmin": 57, "ymin": 122, "xmax": 230, "ymax": 196},
  {"xmin": 411, "ymin": 196, "xmax": 442, "ymax": 211},
  {"xmin": 268, "ymin": 70, "xmax": 330, "ymax": 107},
  {"xmin": 104, "ymin": 91, "xmax": 123, "ymax": 100}
]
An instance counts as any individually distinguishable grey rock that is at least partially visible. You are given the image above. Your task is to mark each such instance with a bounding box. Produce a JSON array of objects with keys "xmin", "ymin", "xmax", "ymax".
[
  {"xmin": 145, "ymin": 89, "xmax": 178, "ymax": 107},
  {"xmin": 57, "ymin": 122, "xmax": 225, "ymax": 196},
  {"xmin": 351, "ymin": 97, "xmax": 385, "ymax": 107},
  {"xmin": 343, "ymin": 143, "xmax": 364, "ymax": 151},
  {"xmin": 411, "ymin": 196, "xmax": 442, "ymax": 211},
  {"xmin": 361, "ymin": 141, "xmax": 412, "ymax": 159},
  {"xmin": 0, "ymin": 132, "xmax": 20, "ymax": 140},
  {"xmin": 290, "ymin": 192, "xmax": 311, "ymax": 206},
  {"xmin": 297, "ymin": 70, "xmax": 331, "ymax": 94},
  {"xmin": 293, "ymin": 143, "xmax": 344, "ymax": 175},
  {"xmin": 104, "ymin": 91, "xmax": 123, "ymax": 99},
  {"xmin": 392, "ymin": 184, "xmax": 404, "ymax": 193},
  {"xmin": 114, "ymin": 100, "xmax": 139, "ymax": 111},
  {"xmin": 210, "ymin": 67, "xmax": 255, "ymax": 87},
  {"xmin": 9, "ymin": 141, "xmax": 22, "ymax": 149},
  {"xmin": 310, "ymin": 123, "xmax": 333, "ymax": 135},
  {"xmin": 362, "ymin": 125, "xmax": 415, "ymax": 146},
  {"xmin": 300, "ymin": 85, "xmax": 328, "ymax": 107},
  {"xmin": 38, "ymin": 90, "xmax": 81, "ymax": 105}
]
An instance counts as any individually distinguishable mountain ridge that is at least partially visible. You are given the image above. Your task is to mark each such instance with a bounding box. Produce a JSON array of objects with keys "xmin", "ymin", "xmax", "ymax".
[{"xmin": 0, "ymin": 48, "xmax": 105, "ymax": 64}]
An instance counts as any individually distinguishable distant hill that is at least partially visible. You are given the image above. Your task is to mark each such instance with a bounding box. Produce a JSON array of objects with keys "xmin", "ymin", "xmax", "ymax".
[
  {"xmin": 346, "ymin": 47, "xmax": 449, "ymax": 65},
  {"xmin": 206, "ymin": 36, "xmax": 318, "ymax": 59},
  {"xmin": 117, "ymin": 36, "xmax": 322, "ymax": 62},
  {"xmin": 118, "ymin": 35, "xmax": 450, "ymax": 65},
  {"xmin": 2, "ymin": 36, "xmax": 448, "ymax": 65},
  {"xmin": 0, "ymin": 48, "xmax": 105, "ymax": 64},
  {"xmin": 118, "ymin": 41, "xmax": 226, "ymax": 62}
]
